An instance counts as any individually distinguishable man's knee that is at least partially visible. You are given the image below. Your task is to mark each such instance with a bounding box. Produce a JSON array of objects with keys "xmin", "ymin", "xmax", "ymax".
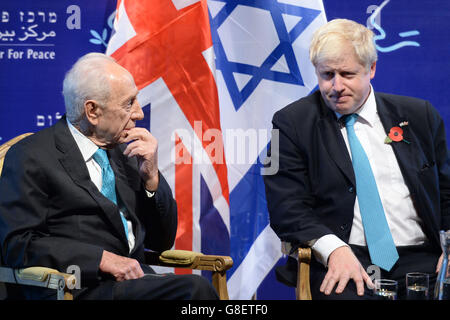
[{"xmin": 179, "ymin": 274, "xmax": 219, "ymax": 300}]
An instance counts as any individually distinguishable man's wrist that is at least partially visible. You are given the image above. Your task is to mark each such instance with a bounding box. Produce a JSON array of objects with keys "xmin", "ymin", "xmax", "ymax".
[
  {"xmin": 311, "ymin": 234, "xmax": 349, "ymax": 267},
  {"xmin": 144, "ymin": 170, "xmax": 159, "ymax": 191}
]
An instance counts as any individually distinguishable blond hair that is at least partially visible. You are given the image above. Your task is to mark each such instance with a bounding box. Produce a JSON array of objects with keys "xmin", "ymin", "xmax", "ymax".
[{"xmin": 309, "ymin": 19, "xmax": 377, "ymax": 71}]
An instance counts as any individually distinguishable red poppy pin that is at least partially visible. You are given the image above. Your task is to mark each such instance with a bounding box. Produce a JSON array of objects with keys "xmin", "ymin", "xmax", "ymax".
[{"xmin": 384, "ymin": 121, "xmax": 410, "ymax": 144}]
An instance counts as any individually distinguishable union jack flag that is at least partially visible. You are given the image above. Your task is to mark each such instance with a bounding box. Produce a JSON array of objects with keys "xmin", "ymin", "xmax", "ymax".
[{"xmin": 106, "ymin": 0, "xmax": 326, "ymax": 299}]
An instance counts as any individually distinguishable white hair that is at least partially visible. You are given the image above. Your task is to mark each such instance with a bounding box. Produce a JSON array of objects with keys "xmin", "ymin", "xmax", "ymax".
[{"xmin": 62, "ymin": 53, "xmax": 117, "ymax": 125}]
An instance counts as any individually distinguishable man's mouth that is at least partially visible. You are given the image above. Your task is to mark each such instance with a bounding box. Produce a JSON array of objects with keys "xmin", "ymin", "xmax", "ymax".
[
  {"xmin": 331, "ymin": 95, "xmax": 350, "ymax": 103},
  {"xmin": 123, "ymin": 127, "xmax": 134, "ymax": 134}
]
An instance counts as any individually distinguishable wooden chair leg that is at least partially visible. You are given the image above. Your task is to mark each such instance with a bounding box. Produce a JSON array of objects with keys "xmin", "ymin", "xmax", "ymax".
[
  {"xmin": 64, "ymin": 291, "xmax": 74, "ymax": 300},
  {"xmin": 212, "ymin": 271, "xmax": 229, "ymax": 300},
  {"xmin": 296, "ymin": 247, "xmax": 312, "ymax": 300}
]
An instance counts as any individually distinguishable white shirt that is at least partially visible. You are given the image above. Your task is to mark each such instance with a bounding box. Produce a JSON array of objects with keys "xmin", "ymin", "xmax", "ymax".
[
  {"xmin": 67, "ymin": 119, "xmax": 136, "ymax": 252},
  {"xmin": 310, "ymin": 87, "xmax": 427, "ymax": 266}
]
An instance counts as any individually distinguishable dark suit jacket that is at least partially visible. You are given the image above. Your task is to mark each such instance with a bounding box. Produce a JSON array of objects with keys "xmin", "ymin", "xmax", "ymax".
[
  {"xmin": 0, "ymin": 117, "xmax": 177, "ymax": 294},
  {"xmin": 264, "ymin": 90, "xmax": 450, "ymax": 282}
]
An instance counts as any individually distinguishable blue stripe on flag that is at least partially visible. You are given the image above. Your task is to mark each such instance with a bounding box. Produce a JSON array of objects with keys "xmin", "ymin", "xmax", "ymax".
[
  {"xmin": 228, "ymin": 157, "xmax": 270, "ymax": 277},
  {"xmin": 136, "ymin": 103, "xmax": 151, "ymax": 131},
  {"xmin": 200, "ymin": 174, "xmax": 230, "ymax": 257}
]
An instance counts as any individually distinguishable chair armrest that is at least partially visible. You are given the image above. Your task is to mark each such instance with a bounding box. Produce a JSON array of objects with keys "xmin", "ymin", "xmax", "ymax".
[
  {"xmin": 0, "ymin": 266, "xmax": 76, "ymax": 300},
  {"xmin": 17, "ymin": 267, "xmax": 77, "ymax": 289},
  {"xmin": 145, "ymin": 249, "xmax": 233, "ymax": 300},
  {"xmin": 145, "ymin": 249, "xmax": 233, "ymax": 272}
]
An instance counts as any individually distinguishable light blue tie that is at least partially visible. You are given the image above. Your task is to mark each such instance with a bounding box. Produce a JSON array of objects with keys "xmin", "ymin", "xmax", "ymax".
[
  {"xmin": 344, "ymin": 114, "xmax": 399, "ymax": 271},
  {"xmin": 93, "ymin": 149, "xmax": 129, "ymax": 240}
]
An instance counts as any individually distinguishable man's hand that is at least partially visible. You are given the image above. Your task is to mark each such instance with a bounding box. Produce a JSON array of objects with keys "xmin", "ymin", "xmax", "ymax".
[
  {"xmin": 123, "ymin": 127, "xmax": 159, "ymax": 191},
  {"xmin": 320, "ymin": 246, "xmax": 374, "ymax": 296},
  {"xmin": 99, "ymin": 250, "xmax": 145, "ymax": 281}
]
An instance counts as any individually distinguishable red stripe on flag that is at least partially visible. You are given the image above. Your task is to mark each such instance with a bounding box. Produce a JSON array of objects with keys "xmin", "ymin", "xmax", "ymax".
[
  {"xmin": 174, "ymin": 134, "xmax": 192, "ymax": 275},
  {"xmin": 112, "ymin": 0, "xmax": 229, "ymax": 203}
]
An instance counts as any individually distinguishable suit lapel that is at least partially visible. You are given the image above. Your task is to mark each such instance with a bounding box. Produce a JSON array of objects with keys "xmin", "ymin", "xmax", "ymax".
[
  {"xmin": 317, "ymin": 99, "xmax": 356, "ymax": 185},
  {"xmin": 109, "ymin": 147, "xmax": 144, "ymax": 249},
  {"xmin": 108, "ymin": 149, "xmax": 137, "ymax": 210},
  {"xmin": 375, "ymin": 94, "xmax": 421, "ymax": 187},
  {"xmin": 108, "ymin": 149, "xmax": 143, "ymax": 244},
  {"xmin": 54, "ymin": 118, "xmax": 130, "ymax": 248}
]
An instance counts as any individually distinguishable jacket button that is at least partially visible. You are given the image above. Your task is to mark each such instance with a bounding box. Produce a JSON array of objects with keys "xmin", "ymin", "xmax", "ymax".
[
  {"xmin": 348, "ymin": 186, "xmax": 354, "ymax": 193},
  {"xmin": 340, "ymin": 224, "xmax": 348, "ymax": 231}
]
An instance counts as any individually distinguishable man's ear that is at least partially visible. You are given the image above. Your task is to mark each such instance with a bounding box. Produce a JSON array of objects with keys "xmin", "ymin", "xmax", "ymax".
[
  {"xmin": 369, "ymin": 61, "xmax": 376, "ymax": 79},
  {"xmin": 84, "ymin": 100, "xmax": 101, "ymax": 125}
]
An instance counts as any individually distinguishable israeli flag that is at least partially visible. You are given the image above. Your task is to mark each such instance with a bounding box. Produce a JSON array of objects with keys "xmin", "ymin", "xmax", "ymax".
[{"xmin": 207, "ymin": 0, "xmax": 327, "ymax": 299}]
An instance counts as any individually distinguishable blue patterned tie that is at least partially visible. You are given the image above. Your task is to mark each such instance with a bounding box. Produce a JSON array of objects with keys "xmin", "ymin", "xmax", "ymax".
[
  {"xmin": 344, "ymin": 114, "xmax": 399, "ymax": 271},
  {"xmin": 93, "ymin": 149, "xmax": 129, "ymax": 240}
]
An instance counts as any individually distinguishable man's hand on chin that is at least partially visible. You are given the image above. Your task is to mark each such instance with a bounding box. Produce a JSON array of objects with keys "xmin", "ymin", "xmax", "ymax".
[{"xmin": 123, "ymin": 127, "xmax": 159, "ymax": 191}]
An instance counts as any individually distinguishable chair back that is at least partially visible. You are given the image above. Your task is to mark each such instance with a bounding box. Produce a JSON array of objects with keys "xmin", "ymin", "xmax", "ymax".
[
  {"xmin": 0, "ymin": 133, "xmax": 33, "ymax": 299},
  {"xmin": 0, "ymin": 133, "xmax": 33, "ymax": 176}
]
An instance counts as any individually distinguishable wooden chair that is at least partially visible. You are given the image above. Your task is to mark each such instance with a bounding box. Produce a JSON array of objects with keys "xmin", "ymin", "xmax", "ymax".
[{"xmin": 0, "ymin": 133, "xmax": 233, "ymax": 300}]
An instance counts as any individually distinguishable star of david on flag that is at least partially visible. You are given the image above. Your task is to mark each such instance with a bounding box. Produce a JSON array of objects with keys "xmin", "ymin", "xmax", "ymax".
[{"xmin": 106, "ymin": 0, "xmax": 326, "ymax": 299}]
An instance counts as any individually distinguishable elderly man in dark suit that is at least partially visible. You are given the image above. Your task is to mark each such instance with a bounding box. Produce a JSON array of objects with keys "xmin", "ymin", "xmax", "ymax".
[
  {"xmin": 264, "ymin": 19, "xmax": 450, "ymax": 299},
  {"xmin": 0, "ymin": 53, "xmax": 218, "ymax": 299}
]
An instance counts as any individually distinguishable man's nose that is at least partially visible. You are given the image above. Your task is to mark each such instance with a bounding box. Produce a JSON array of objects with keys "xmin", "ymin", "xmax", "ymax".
[
  {"xmin": 132, "ymin": 101, "xmax": 144, "ymax": 120},
  {"xmin": 332, "ymin": 75, "xmax": 344, "ymax": 92}
]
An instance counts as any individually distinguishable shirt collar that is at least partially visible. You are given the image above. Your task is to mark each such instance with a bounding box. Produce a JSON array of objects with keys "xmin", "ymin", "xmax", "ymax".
[
  {"xmin": 67, "ymin": 118, "xmax": 99, "ymax": 162},
  {"xmin": 335, "ymin": 85, "xmax": 377, "ymax": 127}
]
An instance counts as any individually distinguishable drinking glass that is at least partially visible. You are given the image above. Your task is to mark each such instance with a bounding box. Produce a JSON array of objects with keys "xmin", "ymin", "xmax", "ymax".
[
  {"xmin": 374, "ymin": 279, "xmax": 397, "ymax": 300},
  {"xmin": 406, "ymin": 272, "xmax": 429, "ymax": 300}
]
